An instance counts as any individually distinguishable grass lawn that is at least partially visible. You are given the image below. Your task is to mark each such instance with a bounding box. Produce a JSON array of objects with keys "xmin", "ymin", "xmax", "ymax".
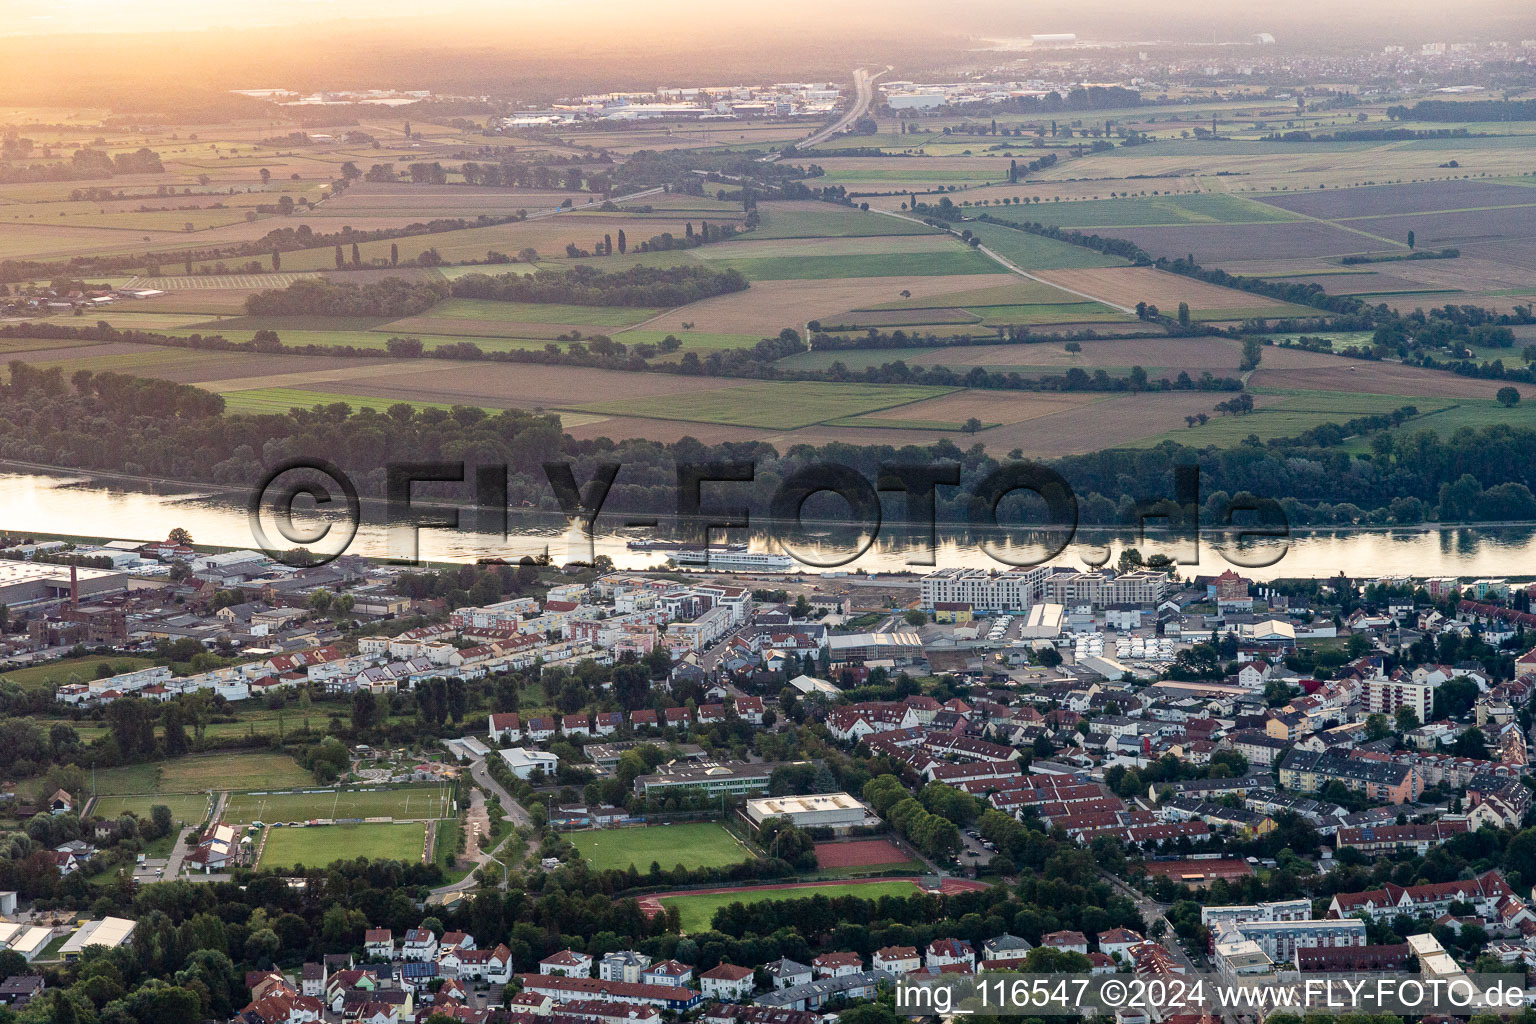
[
  {"xmin": 91, "ymin": 751, "xmax": 312, "ymax": 795},
  {"xmin": 569, "ymin": 380, "xmax": 953, "ymax": 429},
  {"xmin": 660, "ymin": 879, "xmax": 922, "ymax": 932},
  {"xmin": 570, "ymin": 822, "xmax": 752, "ymax": 872},
  {"xmin": 224, "ymin": 785, "xmax": 454, "ymax": 824},
  {"xmin": 0, "ymin": 656, "xmax": 158, "ymax": 693},
  {"xmin": 259, "ymin": 821, "xmax": 427, "ymax": 869},
  {"xmin": 88, "ymin": 793, "xmax": 211, "ymax": 824},
  {"xmin": 435, "ymin": 817, "xmax": 470, "ymax": 881}
]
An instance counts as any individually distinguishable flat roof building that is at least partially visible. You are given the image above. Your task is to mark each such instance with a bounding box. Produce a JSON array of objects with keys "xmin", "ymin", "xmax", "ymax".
[
  {"xmin": 0, "ymin": 563, "xmax": 127, "ymax": 608},
  {"xmin": 60, "ymin": 917, "xmax": 135, "ymax": 961},
  {"xmin": 745, "ymin": 793, "xmax": 871, "ymax": 829}
]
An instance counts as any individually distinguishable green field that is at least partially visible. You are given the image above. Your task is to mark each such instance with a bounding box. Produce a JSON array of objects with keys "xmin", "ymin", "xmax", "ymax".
[
  {"xmin": 569, "ymin": 380, "xmax": 953, "ymax": 429},
  {"xmin": 218, "ymin": 387, "xmax": 500, "ymax": 416},
  {"xmin": 417, "ymin": 297, "xmax": 661, "ymax": 326},
  {"xmin": 259, "ymin": 821, "xmax": 427, "ymax": 869},
  {"xmin": 1130, "ymin": 389, "xmax": 1462, "ymax": 448},
  {"xmin": 224, "ymin": 785, "xmax": 453, "ymax": 824},
  {"xmin": 960, "ymin": 221, "xmax": 1130, "ymax": 270},
  {"xmin": 570, "ymin": 822, "xmax": 752, "ymax": 871},
  {"xmin": 89, "ymin": 793, "xmax": 211, "ymax": 824},
  {"xmin": 982, "ymin": 193, "xmax": 1302, "ymax": 229},
  {"xmin": 750, "ymin": 206, "xmax": 941, "ymax": 239},
  {"xmin": 0, "ymin": 656, "xmax": 157, "ymax": 693},
  {"xmin": 659, "ymin": 879, "xmax": 922, "ymax": 932},
  {"xmin": 90, "ymin": 752, "xmax": 313, "ymax": 795},
  {"xmin": 709, "ymin": 250, "xmax": 996, "ymax": 280}
]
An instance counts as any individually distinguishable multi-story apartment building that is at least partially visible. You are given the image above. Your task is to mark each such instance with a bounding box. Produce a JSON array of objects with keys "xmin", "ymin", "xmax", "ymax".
[
  {"xmin": 918, "ymin": 567, "xmax": 1051, "ymax": 613},
  {"xmin": 1361, "ymin": 669, "xmax": 1438, "ymax": 724},
  {"xmin": 1278, "ymin": 750, "xmax": 1422, "ymax": 804},
  {"xmin": 1213, "ymin": 918, "xmax": 1365, "ymax": 963}
]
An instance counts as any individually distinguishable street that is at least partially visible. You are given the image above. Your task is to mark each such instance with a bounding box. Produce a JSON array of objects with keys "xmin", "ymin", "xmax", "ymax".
[{"xmin": 762, "ymin": 66, "xmax": 889, "ymax": 161}]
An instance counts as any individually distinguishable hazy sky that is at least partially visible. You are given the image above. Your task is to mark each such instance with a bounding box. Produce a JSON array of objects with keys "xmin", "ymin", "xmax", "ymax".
[
  {"xmin": 0, "ymin": 0, "xmax": 1530, "ymax": 110},
  {"xmin": 4, "ymin": 0, "xmax": 1532, "ymax": 38}
]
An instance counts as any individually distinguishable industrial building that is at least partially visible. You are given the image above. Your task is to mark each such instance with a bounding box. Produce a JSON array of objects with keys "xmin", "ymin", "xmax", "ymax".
[
  {"xmin": 744, "ymin": 793, "xmax": 872, "ymax": 830},
  {"xmin": 0, "ymin": 562, "xmax": 127, "ymax": 608}
]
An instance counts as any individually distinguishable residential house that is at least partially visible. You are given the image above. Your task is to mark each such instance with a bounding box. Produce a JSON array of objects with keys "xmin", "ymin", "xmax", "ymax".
[
  {"xmin": 542, "ymin": 950, "xmax": 594, "ymax": 978},
  {"xmin": 699, "ymin": 964, "xmax": 755, "ymax": 1002},
  {"xmin": 811, "ymin": 952, "xmax": 862, "ymax": 978},
  {"xmin": 871, "ymin": 947, "xmax": 921, "ymax": 975}
]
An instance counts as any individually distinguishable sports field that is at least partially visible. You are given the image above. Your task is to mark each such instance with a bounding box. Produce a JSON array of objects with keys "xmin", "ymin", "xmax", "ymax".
[
  {"xmin": 657, "ymin": 879, "xmax": 923, "ymax": 932},
  {"xmin": 813, "ymin": 839, "xmax": 919, "ymax": 868},
  {"xmin": 570, "ymin": 822, "xmax": 753, "ymax": 871},
  {"xmin": 258, "ymin": 822, "xmax": 428, "ymax": 869},
  {"xmin": 223, "ymin": 785, "xmax": 454, "ymax": 824}
]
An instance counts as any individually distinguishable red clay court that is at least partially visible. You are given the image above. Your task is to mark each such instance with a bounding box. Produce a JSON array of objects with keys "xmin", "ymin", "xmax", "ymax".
[{"xmin": 814, "ymin": 839, "xmax": 913, "ymax": 868}]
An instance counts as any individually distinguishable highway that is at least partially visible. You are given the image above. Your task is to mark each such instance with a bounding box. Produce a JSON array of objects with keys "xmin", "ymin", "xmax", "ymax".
[{"xmin": 764, "ymin": 66, "xmax": 889, "ymax": 162}]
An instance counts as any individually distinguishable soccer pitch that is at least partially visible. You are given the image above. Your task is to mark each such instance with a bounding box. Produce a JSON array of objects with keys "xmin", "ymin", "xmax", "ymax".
[
  {"xmin": 223, "ymin": 785, "xmax": 453, "ymax": 824},
  {"xmin": 258, "ymin": 822, "xmax": 428, "ymax": 869},
  {"xmin": 570, "ymin": 823, "xmax": 753, "ymax": 872}
]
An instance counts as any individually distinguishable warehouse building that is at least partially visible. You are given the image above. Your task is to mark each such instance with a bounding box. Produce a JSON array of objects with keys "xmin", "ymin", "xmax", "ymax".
[{"xmin": 0, "ymin": 563, "xmax": 128, "ymax": 608}]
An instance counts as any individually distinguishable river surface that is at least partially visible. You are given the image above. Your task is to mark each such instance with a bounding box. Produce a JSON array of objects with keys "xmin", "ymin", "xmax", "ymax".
[{"xmin": 4, "ymin": 468, "xmax": 1536, "ymax": 581}]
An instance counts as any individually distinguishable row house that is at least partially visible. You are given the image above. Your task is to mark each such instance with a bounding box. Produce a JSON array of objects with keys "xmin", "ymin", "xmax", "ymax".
[
  {"xmin": 1328, "ymin": 869, "xmax": 1514, "ymax": 921},
  {"xmin": 1334, "ymin": 819, "xmax": 1471, "ymax": 856},
  {"xmin": 1278, "ymin": 749, "xmax": 1422, "ymax": 804},
  {"xmin": 515, "ymin": 974, "xmax": 702, "ymax": 1012}
]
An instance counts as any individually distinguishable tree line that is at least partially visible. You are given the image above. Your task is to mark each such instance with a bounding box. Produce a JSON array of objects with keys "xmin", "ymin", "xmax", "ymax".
[{"xmin": 450, "ymin": 263, "xmax": 749, "ymax": 307}]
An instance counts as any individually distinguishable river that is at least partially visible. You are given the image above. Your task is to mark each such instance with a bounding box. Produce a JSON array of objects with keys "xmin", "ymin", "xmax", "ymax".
[{"xmin": 3, "ymin": 468, "xmax": 1534, "ymax": 581}]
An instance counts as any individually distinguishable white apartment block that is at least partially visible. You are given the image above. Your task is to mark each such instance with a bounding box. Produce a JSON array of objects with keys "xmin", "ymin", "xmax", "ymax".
[
  {"xmin": 919, "ymin": 567, "xmax": 1051, "ymax": 613},
  {"xmin": 1201, "ymin": 900, "xmax": 1313, "ymax": 931},
  {"xmin": 1217, "ymin": 918, "xmax": 1365, "ymax": 962},
  {"xmin": 1362, "ymin": 672, "xmax": 1438, "ymax": 724}
]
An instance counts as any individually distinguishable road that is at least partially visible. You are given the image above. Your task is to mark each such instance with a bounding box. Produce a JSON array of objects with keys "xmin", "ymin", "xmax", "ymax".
[
  {"xmin": 763, "ymin": 66, "xmax": 889, "ymax": 162},
  {"xmin": 868, "ymin": 207, "xmax": 1139, "ymax": 315},
  {"xmin": 425, "ymin": 756, "xmax": 538, "ymax": 895},
  {"xmin": 523, "ymin": 185, "xmax": 666, "ymax": 221},
  {"xmin": 1100, "ymin": 871, "xmax": 1201, "ymax": 973}
]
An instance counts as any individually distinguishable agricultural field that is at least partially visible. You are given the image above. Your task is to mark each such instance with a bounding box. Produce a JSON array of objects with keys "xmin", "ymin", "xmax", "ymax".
[
  {"xmin": 570, "ymin": 823, "xmax": 753, "ymax": 871},
  {"xmin": 258, "ymin": 822, "xmax": 428, "ymax": 869},
  {"xmin": 223, "ymin": 784, "xmax": 455, "ymax": 825},
  {"xmin": 6, "ymin": 101, "xmax": 1533, "ymax": 467},
  {"xmin": 657, "ymin": 879, "xmax": 923, "ymax": 933},
  {"xmin": 568, "ymin": 381, "xmax": 955, "ymax": 430}
]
